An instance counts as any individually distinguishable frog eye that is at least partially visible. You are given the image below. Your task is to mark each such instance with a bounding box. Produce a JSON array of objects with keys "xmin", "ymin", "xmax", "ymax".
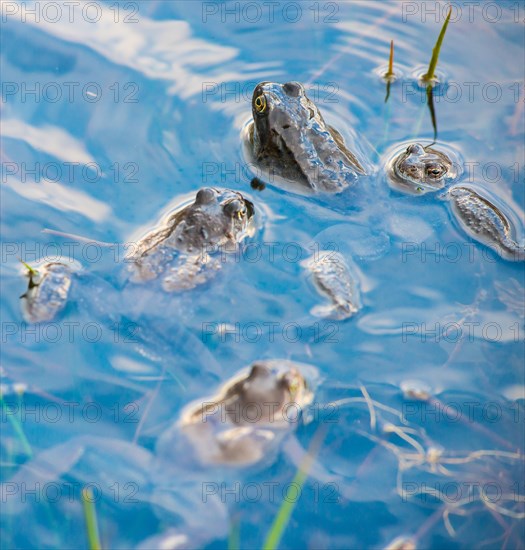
[
  {"xmin": 288, "ymin": 379, "xmax": 299, "ymax": 396},
  {"xmin": 195, "ymin": 188, "xmax": 216, "ymax": 205},
  {"xmin": 282, "ymin": 371, "xmax": 302, "ymax": 397},
  {"xmin": 426, "ymin": 164, "xmax": 445, "ymax": 178},
  {"xmin": 254, "ymin": 94, "xmax": 267, "ymax": 114},
  {"xmin": 249, "ymin": 363, "xmax": 270, "ymax": 379},
  {"xmin": 223, "ymin": 199, "xmax": 245, "ymax": 219}
]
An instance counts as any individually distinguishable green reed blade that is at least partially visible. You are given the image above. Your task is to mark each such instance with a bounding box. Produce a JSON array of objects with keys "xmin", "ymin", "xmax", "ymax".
[
  {"xmin": 82, "ymin": 488, "xmax": 102, "ymax": 550},
  {"xmin": 228, "ymin": 515, "xmax": 240, "ymax": 550},
  {"xmin": 19, "ymin": 259, "xmax": 38, "ymax": 276},
  {"xmin": 0, "ymin": 394, "xmax": 33, "ymax": 457},
  {"xmin": 385, "ymin": 39, "xmax": 395, "ymax": 78},
  {"xmin": 423, "ymin": 7, "xmax": 452, "ymax": 81},
  {"xmin": 384, "ymin": 40, "xmax": 395, "ymax": 103},
  {"xmin": 262, "ymin": 428, "xmax": 326, "ymax": 550}
]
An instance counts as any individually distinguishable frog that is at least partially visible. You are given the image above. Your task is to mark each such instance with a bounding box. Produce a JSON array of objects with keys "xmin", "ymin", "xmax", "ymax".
[
  {"xmin": 17, "ymin": 187, "xmax": 256, "ymax": 324},
  {"xmin": 127, "ymin": 187, "xmax": 255, "ymax": 291},
  {"xmin": 388, "ymin": 143, "xmax": 454, "ymax": 195},
  {"xmin": 20, "ymin": 261, "xmax": 75, "ymax": 323},
  {"xmin": 445, "ymin": 185, "xmax": 525, "ymax": 261},
  {"xmin": 159, "ymin": 360, "xmax": 316, "ymax": 467},
  {"xmin": 244, "ymin": 81, "xmax": 366, "ymax": 194},
  {"xmin": 302, "ymin": 250, "xmax": 361, "ymax": 320}
]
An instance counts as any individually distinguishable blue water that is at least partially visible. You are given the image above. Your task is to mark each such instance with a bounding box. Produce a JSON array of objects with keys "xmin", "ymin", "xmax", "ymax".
[{"xmin": 1, "ymin": 1, "xmax": 524, "ymax": 548}]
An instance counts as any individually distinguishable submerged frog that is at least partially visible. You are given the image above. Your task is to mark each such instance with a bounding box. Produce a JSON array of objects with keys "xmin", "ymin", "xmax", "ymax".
[
  {"xmin": 388, "ymin": 143, "xmax": 454, "ymax": 195},
  {"xmin": 20, "ymin": 261, "xmax": 75, "ymax": 323},
  {"xmin": 128, "ymin": 187, "xmax": 255, "ymax": 291},
  {"xmin": 302, "ymin": 251, "xmax": 361, "ymax": 320},
  {"xmin": 17, "ymin": 188, "xmax": 256, "ymax": 323},
  {"xmin": 163, "ymin": 360, "xmax": 315, "ymax": 466},
  {"xmin": 445, "ymin": 185, "xmax": 525, "ymax": 261},
  {"xmin": 244, "ymin": 81, "xmax": 366, "ymax": 194}
]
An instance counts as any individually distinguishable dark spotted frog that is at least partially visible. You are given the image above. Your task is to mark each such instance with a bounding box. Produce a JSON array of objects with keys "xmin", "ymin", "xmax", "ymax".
[
  {"xmin": 167, "ymin": 360, "xmax": 315, "ymax": 466},
  {"xmin": 302, "ymin": 251, "xmax": 361, "ymax": 320},
  {"xmin": 244, "ymin": 81, "xmax": 366, "ymax": 194},
  {"xmin": 445, "ymin": 185, "xmax": 525, "ymax": 261},
  {"xmin": 20, "ymin": 260, "xmax": 78, "ymax": 323},
  {"xmin": 128, "ymin": 187, "xmax": 255, "ymax": 291},
  {"xmin": 388, "ymin": 143, "xmax": 456, "ymax": 195}
]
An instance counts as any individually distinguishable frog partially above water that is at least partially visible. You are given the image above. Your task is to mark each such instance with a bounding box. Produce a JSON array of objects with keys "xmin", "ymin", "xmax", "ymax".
[
  {"xmin": 244, "ymin": 81, "xmax": 366, "ymax": 194},
  {"xmin": 388, "ymin": 143, "xmax": 455, "ymax": 195},
  {"xmin": 168, "ymin": 360, "xmax": 315, "ymax": 466},
  {"xmin": 20, "ymin": 261, "xmax": 76, "ymax": 323},
  {"xmin": 128, "ymin": 187, "xmax": 255, "ymax": 291}
]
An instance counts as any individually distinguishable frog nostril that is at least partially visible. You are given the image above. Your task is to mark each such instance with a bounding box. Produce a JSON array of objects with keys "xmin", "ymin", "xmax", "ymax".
[
  {"xmin": 407, "ymin": 144, "xmax": 424, "ymax": 155},
  {"xmin": 283, "ymin": 81, "xmax": 302, "ymax": 97}
]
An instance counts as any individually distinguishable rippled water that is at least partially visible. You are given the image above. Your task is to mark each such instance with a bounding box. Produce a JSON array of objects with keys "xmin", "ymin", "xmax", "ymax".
[{"xmin": 1, "ymin": 1, "xmax": 524, "ymax": 549}]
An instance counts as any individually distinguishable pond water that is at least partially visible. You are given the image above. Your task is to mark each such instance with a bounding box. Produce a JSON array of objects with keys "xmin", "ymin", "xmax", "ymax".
[{"xmin": 1, "ymin": 1, "xmax": 524, "ymax": 548}]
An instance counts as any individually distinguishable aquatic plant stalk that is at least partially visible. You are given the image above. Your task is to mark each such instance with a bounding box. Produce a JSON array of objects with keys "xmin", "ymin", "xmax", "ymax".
[
  {"xmin": 19, "ymin": 259, "xmax": 39, "ymax": 276},
  {"xmin": 228, "ymin": 515, "xmax": 240, "ymax": 550},
  {"xmin": 427, "ymin": 85, "xmax": 437, "ymax": 142},
  {"xmin": 385, "ymin": 40, "xmax": 395, "ymax": 78},
  {"xmin": 0, "ymin": 394, "xmax": 33, "ymax": 457},
  {"xmin": 384, "ymin": 40, "xmax": 395, "ymax": 103},
  {"xmin": 82, "ymin": 488, "xmax": 102, "ymax": 550},
  {"xmin": 423, "ymin": 7, "xmax": 452, "ymax": 81},
  {"xmin": 262, "ymin": 428, "xmax": 326, "ymax": 550}
]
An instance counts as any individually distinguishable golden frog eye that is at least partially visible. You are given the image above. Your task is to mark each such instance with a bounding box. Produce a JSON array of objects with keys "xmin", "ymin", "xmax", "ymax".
[{"xmin": 254, "ymin": 94, "xmax": 266, "ymax": 113}]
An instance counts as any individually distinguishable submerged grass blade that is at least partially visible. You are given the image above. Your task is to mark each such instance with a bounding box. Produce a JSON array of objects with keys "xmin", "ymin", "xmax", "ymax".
[
  {"xmin": 82, "ymin": 488, "xmax": 102, "ymax": 550},
  {"xmin": 228, "ymin": 515, "xmax": 240, "ymax": 550},
  {"xmin": 384, "ymin": 80, "xmax": 392, "ymax": 103},
  {"xmin": 262, "ymin": 428, "xmax": 326, "ymax": 550},
  {"xmin": 384, "ymin": 40, "xmax": 394, "ymax": 103},
  {"xmin": 0, "ymin": 394, "xmax": 33, "ymax": 457},
  {"xmin": 427, "ymin": 85, "xmax": 438, "ymax": 142},
  {"xmin": 423, "ymin": 7, "xmax": 452, "ymax": 81}
]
